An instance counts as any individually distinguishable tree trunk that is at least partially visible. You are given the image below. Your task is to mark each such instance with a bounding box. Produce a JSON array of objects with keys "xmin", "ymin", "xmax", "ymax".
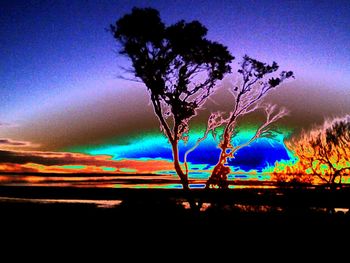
[
  {"xmin": 331, "ymin": 170, "xmax": 342, "ymax": 190},
  {"xmin": 205, "ymin": 114, "xmax": 239, "ymax": 189},
  {"xmin": 205, "ymin": 148, "xmax": 230, "ymax": 189},
  {"xmin": 205, "ymin": 124, "xmax": 232, "ymax": 189},
  {"xmin": 171, "ymin": 140, "xmax": 189, "ymax": 189},
  {"xmin": 171, "ymin": 141, "xmax": 200, "ymax": 211}
]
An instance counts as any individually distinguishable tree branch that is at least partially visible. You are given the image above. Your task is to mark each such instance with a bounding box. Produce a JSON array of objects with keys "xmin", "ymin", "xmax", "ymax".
[{"xmin": 150, "ymin": 95, "xmax": 174, "ymax": 143}]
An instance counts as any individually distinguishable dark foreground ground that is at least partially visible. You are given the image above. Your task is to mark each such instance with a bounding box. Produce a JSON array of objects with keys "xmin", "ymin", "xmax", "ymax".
[
  {"xmin": 1, "ymin": 185, "xmax": 350, "ymax": 236},
  {"xmin": 2, "ymin": 200, "xmax": 349, "ymax": 250},
  {"xmin": 2, "ymin": 196, "xmax": 349, "ymax": 229},
  {"xmin": 2, "ymin": 186, "xmax": 349, "ymax": 257}
]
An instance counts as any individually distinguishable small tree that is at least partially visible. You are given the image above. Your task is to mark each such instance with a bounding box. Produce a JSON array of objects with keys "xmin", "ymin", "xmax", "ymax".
[
  {"xmin": 204, "ymin": 55, "xmax": 294, "ymax": 188},
  {"xmin": 110, "ymin": 7, "xmax": 233, "ymax": 189},
  {"xmin": 286, "ymin": 116, "xmax": 350, "ymax": 188}
]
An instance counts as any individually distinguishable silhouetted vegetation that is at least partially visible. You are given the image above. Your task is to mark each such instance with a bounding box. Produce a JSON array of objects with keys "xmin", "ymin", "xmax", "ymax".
[
  {"xmin": 204, "ymin": 56, "xmax": 294, "ymax": 188},
  {"xmin": 110, "ymin": 7, "xmax": 233, "ymax": 189},
  {"xmin": 276, "ymin": 116, "xmax": 350, "ymax": 188},
  {"xmin": 1, "ymin": 185, "xmax": 350, "ymax": 237}
]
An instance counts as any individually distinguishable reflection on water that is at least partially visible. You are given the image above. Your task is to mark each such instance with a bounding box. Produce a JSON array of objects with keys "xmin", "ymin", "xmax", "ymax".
[
  {"xmin": 0, "ymin": 172, "xmax": 273, "ymax": 189},
  {"xmin": 0, "ymin": 196, "xmax": 122, "ymax": 208}
]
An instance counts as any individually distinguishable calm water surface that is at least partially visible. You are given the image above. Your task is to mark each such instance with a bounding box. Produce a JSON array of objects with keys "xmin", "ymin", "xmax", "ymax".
[{"xmin": 0, "ymin": 173, "xmax": 273, "ymax": 189}]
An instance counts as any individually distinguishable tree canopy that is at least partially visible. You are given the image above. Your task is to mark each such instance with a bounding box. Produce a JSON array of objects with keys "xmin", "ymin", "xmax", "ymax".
[
  {"xmin": 205, "ymin": 55, "xmax": 294, "ymax": 188},
  {"xmin": 111, "ymin": 7, "xmax": 233, "ymax": 189},
  {"xmin": 111, "ymin": 8, "xmax": 233, "ymax": 139},
  {"xmin": 284, "ymin": 116, "xmax": 350, "ymax": 187}
]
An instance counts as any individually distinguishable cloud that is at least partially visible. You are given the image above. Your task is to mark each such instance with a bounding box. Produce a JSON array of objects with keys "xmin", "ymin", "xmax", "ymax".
[
  {"xmin": 0, "ymin": 138, "xmax": 40, "ymax": 150},
  {"xmin": 0, "ymin": 150, "xmax": 117, "ymax": 166},
  {"xmin": 0, "ymin": 163, "xmax": 38, "ymax": 173},
  {"xmin": 0, "ymin": 149, "xmax": 174, "ymax": 174},
  {"xmin": 0, "ymin": 138, "xmax": 32, "ymax": 147}
]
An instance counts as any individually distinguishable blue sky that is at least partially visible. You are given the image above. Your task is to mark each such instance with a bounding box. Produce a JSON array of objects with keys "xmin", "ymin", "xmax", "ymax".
[{"xmin": 0, "ymin": 0, "xmax": 349, "ymax": 154}]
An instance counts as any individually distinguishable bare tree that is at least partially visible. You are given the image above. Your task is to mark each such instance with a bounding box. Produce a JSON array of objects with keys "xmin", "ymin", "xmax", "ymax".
[
  {"xmin": 286, "ymin": 116, "xmax": 350, "ymax": 188},
  {"xmin": 110, "ymin": 7, "xmax": 233, "ymax": 189},
  {"xmin": 203, "ymin": 55, "xmax": 294, "ymax": 188}
]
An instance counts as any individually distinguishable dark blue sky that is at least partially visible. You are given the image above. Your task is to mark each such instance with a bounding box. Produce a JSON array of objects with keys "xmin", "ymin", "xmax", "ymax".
[{"xmin": 1, "ymin": 0, "xmax": 350, "ymax": 150}]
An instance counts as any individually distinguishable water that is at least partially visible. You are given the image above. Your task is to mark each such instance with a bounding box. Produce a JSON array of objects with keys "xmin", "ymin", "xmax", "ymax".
[
  {"xmin": 2, "ymin": 173, "xmax": 346, "ymax": 213},
  {"xmin": 0, "ymin": 172, "xmax": 274, "ymax": 189},
  {"xmin": 0, "ymin": 196, "xmax": 122, "ymax": 208},
  {"xmin": 0, "ymin": 173, "xmax": 276, "ymax": 209}
]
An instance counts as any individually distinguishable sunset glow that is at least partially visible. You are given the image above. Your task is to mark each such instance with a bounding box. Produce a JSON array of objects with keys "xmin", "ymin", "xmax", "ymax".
[{"xmin": 1, "ymin": 1, "xmax": 349, "ymax": 189}]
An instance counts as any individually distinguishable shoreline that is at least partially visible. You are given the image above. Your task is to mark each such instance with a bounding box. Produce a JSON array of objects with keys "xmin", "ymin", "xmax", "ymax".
[{"xmin": 1, "ymin": 185, "xmax": 350, "ymax": 239}]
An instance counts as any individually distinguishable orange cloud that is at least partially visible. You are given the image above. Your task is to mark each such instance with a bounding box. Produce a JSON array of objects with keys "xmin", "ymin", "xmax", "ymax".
[
  {"xmin": 0, "ymin": 149, "xmax": 174, "ymax": 174},
  {"xmin": 0, "ymin": 138, "xmax": 39, "ymax": 150}
]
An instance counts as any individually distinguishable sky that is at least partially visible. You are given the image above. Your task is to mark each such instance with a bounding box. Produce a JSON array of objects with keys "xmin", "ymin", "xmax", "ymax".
[{"xmin": 0, "ymin": 0, "xmax": 349, "ymax": 174}]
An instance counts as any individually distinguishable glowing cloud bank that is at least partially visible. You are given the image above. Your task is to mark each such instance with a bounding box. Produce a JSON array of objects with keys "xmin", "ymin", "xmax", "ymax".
[{"xmin": 69, "ymin": 128, "xmax": 293, "ymax": 174}]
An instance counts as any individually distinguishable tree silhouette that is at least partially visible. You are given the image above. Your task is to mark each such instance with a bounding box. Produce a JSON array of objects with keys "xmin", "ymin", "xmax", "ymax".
[
  {"xmin": 203, "ymin": 55, "xmax": 294, "ymax": 188},
  {"xmin": 110, "ymin": 7, "xmax": 233, "ymax": 189},
  {"xmin": 284, "ymin": 116, "xmax": 350, "ymax": 188}
]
